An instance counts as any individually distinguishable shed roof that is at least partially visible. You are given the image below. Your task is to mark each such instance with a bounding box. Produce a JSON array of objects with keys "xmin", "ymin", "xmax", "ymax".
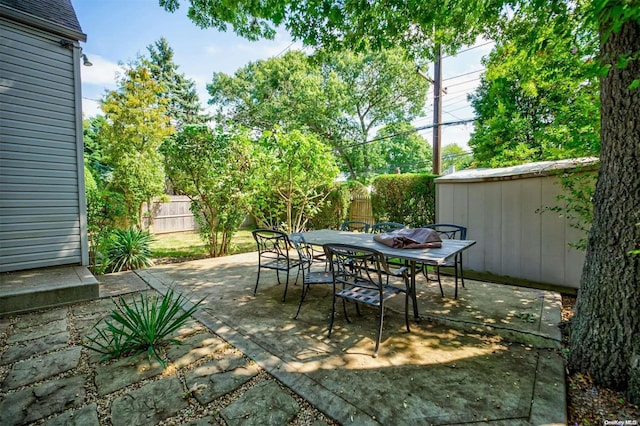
[
  {"xmin": 435, "ymin": 157, "xmax": 599, "ymax": 183},
  {"xmin": 0, "ymin": 0, "xmax": 86, "ymax": 41}
]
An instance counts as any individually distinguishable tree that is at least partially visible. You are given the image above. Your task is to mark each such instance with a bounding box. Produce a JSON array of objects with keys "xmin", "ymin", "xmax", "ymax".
[
  {"xmin": 99, "ymin": 65, "xmax": 173, "ymax": 225},
  {"xmin": 161, "ymin": 125, "xmax": 255, "ymax": 256},
  {"xmin": 469, "ymin": 14, "xmax": 600, "ymax": 167},
  {"xmin": 253, "ymin": 128, "xmax": 339, "ymax": 233},
  {"xmin": 371, "ymin": 122, "xmax": 432, "ymax": 174},
  {"xmin": 83, "ymin": 115, "xmax": 110, "ymax": 182},
  {"xmin": 161, "ymin": 0, "xmax": 640, "ymax": 401},
  {"xmin": 207, "ymin": 48, "xmax": 428, "ymax": 179},
  {"xmin": 144, "ymin": 37, "xmax": 206, "ymax": 126},
  {"xmin": 441, "ymin": 143, "xmax": 472, "ymax": 173}
]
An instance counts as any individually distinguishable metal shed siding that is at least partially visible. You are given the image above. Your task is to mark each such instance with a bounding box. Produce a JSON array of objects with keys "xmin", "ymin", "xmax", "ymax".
[
  {"xmin": 0, "ymin": 17, "xmax": 85, "ymax": 272},
  {"xmin": 436, "ymin": 160, "xmax": 594, "ymax": 290}
]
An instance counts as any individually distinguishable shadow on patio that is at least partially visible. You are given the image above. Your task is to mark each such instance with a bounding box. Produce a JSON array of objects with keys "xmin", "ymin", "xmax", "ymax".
[{"xmin": 137, "ymin": 251, "xmax": 566, "ymax": 425}]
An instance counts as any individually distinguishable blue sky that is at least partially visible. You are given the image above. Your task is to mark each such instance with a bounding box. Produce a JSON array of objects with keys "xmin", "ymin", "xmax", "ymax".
[{"xmin": 73, "ymin": 0, "xmax": 493, "ymax": 148}]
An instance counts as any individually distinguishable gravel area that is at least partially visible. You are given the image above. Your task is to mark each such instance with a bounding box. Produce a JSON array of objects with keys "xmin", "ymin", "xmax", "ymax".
[{"xmin": 561, "ymin": 295, "xmax": 640, "ymax": 425}]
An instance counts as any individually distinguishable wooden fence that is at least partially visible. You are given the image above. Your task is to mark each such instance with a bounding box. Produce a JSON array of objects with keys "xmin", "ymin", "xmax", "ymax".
[
  {"xmin": 142, "ymin": 194, "xmax": 373, "ymax": 234},
  {"xmin": 142, "ymin": 196, "xmax": 198, "ymax": 234},
  {"xmin": 349, "ymin": 193, "xmax": 374, "ymax": 225}
]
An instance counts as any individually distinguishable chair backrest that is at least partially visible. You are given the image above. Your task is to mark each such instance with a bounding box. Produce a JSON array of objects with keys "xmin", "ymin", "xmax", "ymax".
[
  {"xmin": 252, "ymin": 229, "xmax": 292, "ymax": 260},
  {"xmin": 289, "ymin": 233, "xmax": 314, "ymax": 265},
  {"xmin": 323, "ymin": 243, "xmax": 389, "ymax": 291},
  {"xmin": 340, "ymin": 221, "xmax": 371, "ymax": 233},
  {"xmin": 421, "ymin": 223, "xmax": 467, "ymax": 240},
  {"xmin": 371, "ymin": 222, "xmax": 405, "ymax": 234}
]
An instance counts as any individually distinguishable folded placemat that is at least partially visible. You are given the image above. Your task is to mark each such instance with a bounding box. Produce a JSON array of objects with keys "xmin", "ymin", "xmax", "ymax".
[{"xmin": 373, "ymin": 227, "xmax": 442, "ymax": 249}]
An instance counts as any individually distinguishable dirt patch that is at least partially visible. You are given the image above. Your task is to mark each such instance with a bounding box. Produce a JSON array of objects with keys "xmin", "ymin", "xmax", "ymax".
[{"xmin": 561, "ymin": 295, "xmax": 640, "ymax": 424}]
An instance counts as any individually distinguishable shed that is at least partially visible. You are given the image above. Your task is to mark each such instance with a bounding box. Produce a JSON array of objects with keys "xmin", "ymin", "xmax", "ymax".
[
  {"xmin": 436, "ymin": 157, "xmax": 598, "ymax": 291},
  {"xmin": 0, "ymin": 0, "xmax": 89, "ymax": 272}
]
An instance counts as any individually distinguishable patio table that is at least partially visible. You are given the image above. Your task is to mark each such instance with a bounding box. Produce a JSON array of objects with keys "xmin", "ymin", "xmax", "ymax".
[{"xmin": 299, "ymin": 229, "xmax": 476, "ymax": 320}]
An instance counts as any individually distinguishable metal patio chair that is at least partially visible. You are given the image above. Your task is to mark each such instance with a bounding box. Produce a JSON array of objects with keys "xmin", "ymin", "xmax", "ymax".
[
  {"xmin": 252, "ymin": 229, "xmax": 302, "ymax": 302},
  {"xmin": 371, "ymin": 222, "xmax": 405, "ymax": 234},
  {"xmin": 289, "ymin": 234, "xmax": 333, "ymax": 319},
  {"xmin": 324, "ymin": 243, "xmax": 411, "ymax": 357},
  {"xmin": 421, "ymin": 223, "xmax": 467, "ymax": 299},
  {"xmin": 340, "ymin": 221, "xmax": 371, "ymax": 233}
]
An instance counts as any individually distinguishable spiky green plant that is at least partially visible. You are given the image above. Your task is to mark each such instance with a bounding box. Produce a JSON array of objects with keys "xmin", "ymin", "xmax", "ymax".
[
  {"xmin": 108, "ymin": 227, "xmax": 155, "ymax": 272},
  {"xmin": 84, "ymin": 289, "xmax": 204, "ymax": 367}
]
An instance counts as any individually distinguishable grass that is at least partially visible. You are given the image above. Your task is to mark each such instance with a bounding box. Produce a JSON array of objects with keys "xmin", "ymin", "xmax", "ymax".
[{"xmin": 150, "ymin": 230, "xmax": 256, "ymax": 262}]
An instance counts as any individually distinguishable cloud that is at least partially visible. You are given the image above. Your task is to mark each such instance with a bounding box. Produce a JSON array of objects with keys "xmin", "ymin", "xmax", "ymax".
[
  {"xmin": 82, "ymin": 97, "xmax": 102, "ymax": 119},
  {"xmin": 80, "ymin": 55, "xmax": 121, "ymax": 87}
]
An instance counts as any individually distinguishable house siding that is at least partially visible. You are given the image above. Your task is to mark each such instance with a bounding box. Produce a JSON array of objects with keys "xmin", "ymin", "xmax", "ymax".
[{"xmin": 0, "ymin": 17, "xmax": 85, "ymax": 272}]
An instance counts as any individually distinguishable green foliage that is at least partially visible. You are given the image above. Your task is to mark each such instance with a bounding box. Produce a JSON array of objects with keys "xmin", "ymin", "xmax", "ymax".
[
  {"xmin": 469, "ymin": 12, "xmax": 600, "ymax": 167},
  {"xmin": 99, "ymin": 65, "xmax": 174, "ymax": 225},
  {"xmin": 161, "ymin": 125, "xmax": 255, "ymax": 257},
  {"xmin": 144, "ymin": 37, "xmax": 206, "ymax": 126},
  {"xmin": 308, "ymin": 183, "xmax": 351, "ymax": 230},
  {"xmin": 253, "ymin": 128, "xmax": 340, "ymax": 232},
  {"xmin": 84, "ymin": 289, "xmax": 203, "ymax": 367},
  {"xmin": 368, "ymin": 122, "xmax": 432, "ymax": 175},
  {"xmin": 371, "ymin": 174, "xmax": 437, "ymax": 227},
  {"xmin": 441, "ymin": 144, "xmax": 473, "ymax": 173},
  {"xmin": 108, "ymin": 227, "xmax": 155, "ymax": 272},
  {"xmin": 540, "ymin": 166, "xmax": 598, "ymax": 250},
  {"xmin": 206, "ymin": 48, "xmax": 428, "ymax": 179},
  {"xmin": 83, "ymin": 116, "xmax": 111, "ymax": 182},
  {"xmin": 86, "ymin": 172, "xmax": 127, "ymax": 274}
]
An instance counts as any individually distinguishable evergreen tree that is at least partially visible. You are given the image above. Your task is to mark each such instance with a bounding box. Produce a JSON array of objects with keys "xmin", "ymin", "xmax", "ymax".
[{"xmin": 145, "ymin": 37, "xmax": 206, "ymax": 126}]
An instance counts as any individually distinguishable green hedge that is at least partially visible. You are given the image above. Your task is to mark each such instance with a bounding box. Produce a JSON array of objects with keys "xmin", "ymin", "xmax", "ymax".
[{"xmin": 371, "ymin": 173, "xmax": 437, "ymax": 227}]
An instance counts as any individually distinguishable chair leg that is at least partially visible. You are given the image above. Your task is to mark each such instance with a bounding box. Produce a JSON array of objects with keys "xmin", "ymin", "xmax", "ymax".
[
  {"xmin": 459, "ymin": 255, "xmax": 465, "ymax": 288},
  {"xmin": 404, "ymin": 289, "xmax": 410, "ymax": 332},
  {"xmin": 343, "ymin": 298, "xmax": 351, "ymax": 323},
  {"xmin": 436, "ymin": 266, "xmax": 445, "ymax": 297},
  {"xmin": 328, "ymin": 293, "xmax": 337, "ymax": 338},
  {"xmin": 254, "ymin": 267, "xmax": 261, "ymax": 295},
  {"xmin": 294, "ymin": 283, "xmax": 308, "ymax": 319},
  {"xmin": 282, "ymin": 270, "xmax": 290, "ymax": 302},
  {"xmin": 454, "ymin": 260, "xmax": 459, "ymax": 300},
  {"xmin": 373, "ymin": 305, "xmax": 384, "ymax": 358}
]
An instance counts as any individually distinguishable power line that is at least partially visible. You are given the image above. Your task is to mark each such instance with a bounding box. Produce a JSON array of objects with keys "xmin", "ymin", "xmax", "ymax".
[
  {"xmin": 275, "ymin": 41, "xmax": 296, "ymax": 57},
  {"xmin": 444, "ymin": 77, "xmax": 481, "ymax": 89},
  {"xmin": 442, "ymin": 41, "xmax": 494, "ymax": 59},
  {"xmin": 338, "ymin": 119, "xmax": 476, "ymax": 150},
  {"xmin": 443, "ymin": 68, "xmax": 484, "ymax": 82}
]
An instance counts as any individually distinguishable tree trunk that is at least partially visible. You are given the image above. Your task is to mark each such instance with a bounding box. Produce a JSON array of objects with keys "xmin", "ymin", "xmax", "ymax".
[{"xmin": 568, "ymin": 16, "xmax": 640, "ymax": 402}]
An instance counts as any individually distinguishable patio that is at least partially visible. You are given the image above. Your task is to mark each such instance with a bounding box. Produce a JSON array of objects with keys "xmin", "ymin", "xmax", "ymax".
[
  {"xmin": 0, "ymin": 252, "xmax": 566, "ymax": 424},
  {"xmin": 140, "ymin": 251, "xmax": 566, "ymax": 424}
]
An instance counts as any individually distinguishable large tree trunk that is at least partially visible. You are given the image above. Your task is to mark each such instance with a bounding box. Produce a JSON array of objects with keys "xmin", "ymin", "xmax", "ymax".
[{"xmin": 568, "ymin": 15, "xmax": 640, "ymax": 402}]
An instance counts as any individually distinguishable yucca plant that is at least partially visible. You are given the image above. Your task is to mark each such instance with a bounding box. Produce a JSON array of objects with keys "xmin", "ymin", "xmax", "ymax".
[
  {"xmin": 108, "ymin": 227, "xmax": 154, "ymax": 272},
  {"xmin": 84, "ymin": 289, "xmax": 204, "ymax": 367}
]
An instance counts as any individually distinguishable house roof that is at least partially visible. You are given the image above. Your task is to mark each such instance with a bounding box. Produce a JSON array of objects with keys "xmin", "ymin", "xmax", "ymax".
[{"xmin": 0, "ymin": 0, "xmax": 86, "ymax": 41}]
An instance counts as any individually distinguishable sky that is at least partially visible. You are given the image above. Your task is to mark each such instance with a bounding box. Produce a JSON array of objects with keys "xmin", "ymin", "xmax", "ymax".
[{"xmin": 73, "ymin": 0, "xmax": 494, "ymax": 149}]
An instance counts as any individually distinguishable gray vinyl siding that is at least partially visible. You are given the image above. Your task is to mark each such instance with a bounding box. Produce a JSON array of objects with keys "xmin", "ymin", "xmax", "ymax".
[{"xmin": 0, "ymin": 17, "xmax": 85, "ymax": 272}]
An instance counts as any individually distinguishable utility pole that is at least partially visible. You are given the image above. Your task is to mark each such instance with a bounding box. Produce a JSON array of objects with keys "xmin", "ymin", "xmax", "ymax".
[
  {"xmin": 417, "ymin": 45, "xmax": 444, "ymax": 175},
  {"xmin": 432, "ymin": 46, "xmax": 443, "ymax": 175}
]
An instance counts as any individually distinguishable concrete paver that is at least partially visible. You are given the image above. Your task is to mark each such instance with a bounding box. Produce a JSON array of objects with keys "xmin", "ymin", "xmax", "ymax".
[
  {"xmin": 220, "ymin": 380, "xmax": 300, "ymax": 426},
  {"xmin": 110, "ymin": 376, "xmax": 188, "ymax": 426},
  {"xmin": 0, "ymin": 375, "xmax": 86, "ymax": 425},
  {"xmin": 3, "ymin": 346, "xmax": 81, "ymax": 388}
]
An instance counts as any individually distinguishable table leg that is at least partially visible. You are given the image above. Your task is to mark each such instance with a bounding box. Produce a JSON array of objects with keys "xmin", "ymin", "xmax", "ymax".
[{"xmin": 410, "ymin": 261, "xmax": 420, "ymax": 321}]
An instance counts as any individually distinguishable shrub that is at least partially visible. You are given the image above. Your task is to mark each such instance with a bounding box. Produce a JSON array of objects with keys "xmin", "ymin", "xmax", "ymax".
[
  {"xmin": 108, "ymin": 227, "xmax": 154, "ymax": 272},
  {"xmin": 371, "ymin": 173, "xmax": 437, "ymax": 227},
  {"xmin": 84, "ymin": 289, "xmax": 204, "ymax": 367}
]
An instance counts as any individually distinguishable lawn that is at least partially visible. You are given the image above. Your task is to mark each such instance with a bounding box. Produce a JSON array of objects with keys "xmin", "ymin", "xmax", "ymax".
[{"xmin": 150, "ymin": 230, "xmax": 256, "ymax": 263}]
